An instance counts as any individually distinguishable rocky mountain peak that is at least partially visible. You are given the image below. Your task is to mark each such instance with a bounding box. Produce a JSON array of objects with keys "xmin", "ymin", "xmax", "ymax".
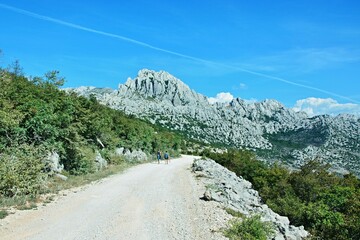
[
  {"xmin": 230, "ymin": 98, "xmax": 285, "ymax": 112},
  {"xmin": 118, "ymin": 69, "xmax": 208, "ymax": 106}
]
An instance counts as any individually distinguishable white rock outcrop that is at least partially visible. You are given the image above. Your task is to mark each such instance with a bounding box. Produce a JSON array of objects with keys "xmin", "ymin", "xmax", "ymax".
[
  {"xmin": 67, "ymin": 69, "xmax": 360, "ymax": 176},
  {"xmin": 43, "ymin": 152, "xmax": 63, "ymax": 174},
  {"xmin": 193, "ymin": 159, "xmax": 309, "ymax": 240},
  {"xmin": 114, "ymin": 147, "xmax": 148, "ymax": 162},
  {"xmin": 95, "ymin": 151, "xmax": 108, "ymax": 170}
]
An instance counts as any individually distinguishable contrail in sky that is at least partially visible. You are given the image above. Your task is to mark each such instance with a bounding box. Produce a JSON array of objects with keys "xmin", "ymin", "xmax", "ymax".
[{"xmin": 0, "ymin": 3, "xmax": 358, "ymax": 104}]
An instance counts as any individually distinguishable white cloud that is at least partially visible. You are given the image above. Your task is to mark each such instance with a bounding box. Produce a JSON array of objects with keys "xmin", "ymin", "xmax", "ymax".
[
  {"xmin": 232, "ymin": 83, "xmax": 248, "ymax": 91},
  {"xmin": 239, "ymin": 83, "xmax": 247, "ymax": 89},
  {"xmin": 293, "ymin": 97, "xmax": 360, "ymax": 116},
  {"xmin": 208, "ymin": 92, "xmax": 234, "ymax": 104}
]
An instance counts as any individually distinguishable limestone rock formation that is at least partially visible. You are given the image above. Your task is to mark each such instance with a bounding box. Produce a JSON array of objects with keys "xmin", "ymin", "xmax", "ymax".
[
  {"xmin": 43, "ymin": 152, "xmax": 64, "ymax": 174},
  {"xmin": 68, "ymin": 69, "xmax": 360, "ymax": 176},
  {"xmin": 193, "ymin": 159, "xmax": 309, "ymax": 240},
  {"xmin": 95, "ymin": 151, "xmax": 108, "ymax": 170},
  {"xmin": 114, "ymin": 147, "xmax": 148, "ymax": 162}
]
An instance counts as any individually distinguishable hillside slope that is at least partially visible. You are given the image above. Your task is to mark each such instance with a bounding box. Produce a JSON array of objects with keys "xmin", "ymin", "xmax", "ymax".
[{"xmin": 0, "ymin": 68, "xmax": 183, "ymax": 200}]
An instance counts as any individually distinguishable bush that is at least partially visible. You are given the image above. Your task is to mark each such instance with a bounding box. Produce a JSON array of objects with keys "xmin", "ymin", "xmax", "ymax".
[
  {"xmin": 63, "ymin": 145, "xmax": 96, "ymax": 175},
  {"xmin": 224, "ymin": 215, "xmax": 275, "ymax": 240},
  {"xmin": 0, "ymin": 209, "xmax": 8, "ymax": 219},
  {"xmin": 0, "ymin": 145, "xmax": 47, "ymax": 197},
  {"xmin": 102, "ymin": 149, "xmax": 126, "ymax": 165}
]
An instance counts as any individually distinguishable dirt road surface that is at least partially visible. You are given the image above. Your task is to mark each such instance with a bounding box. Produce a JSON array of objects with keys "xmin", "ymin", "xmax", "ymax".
[{"xmin": 0, "ymin": 155, "xmax": 229, "ymax": 240}]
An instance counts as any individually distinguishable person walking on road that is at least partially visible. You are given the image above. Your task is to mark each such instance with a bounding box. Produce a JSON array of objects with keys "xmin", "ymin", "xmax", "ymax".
[
  {"xmin": 157, "ymin": 150, "xmax": 162, "ymax": 164},
  {"xmin": 164, "ymin": 151, "xmax": 170, "ymax": 164}
]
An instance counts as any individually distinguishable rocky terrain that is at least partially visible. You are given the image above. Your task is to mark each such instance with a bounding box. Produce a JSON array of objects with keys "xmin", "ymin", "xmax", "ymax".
[
  {"xmin": 68, "ymin": 69, "xmax": 360, "ymax": 176},
  {"xmin": 193, "ymin": 158, "xmax": 309, "ymax": 239}
]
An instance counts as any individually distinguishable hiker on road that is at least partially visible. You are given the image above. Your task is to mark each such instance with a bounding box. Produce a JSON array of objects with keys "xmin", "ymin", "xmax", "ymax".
[
  {"xmin": 157, "ymin": 150, "xmax": 162, "ymax": 164},
  {"xmin": 164, "ymin": 151, "xmax": 170, "ymax": 164}
]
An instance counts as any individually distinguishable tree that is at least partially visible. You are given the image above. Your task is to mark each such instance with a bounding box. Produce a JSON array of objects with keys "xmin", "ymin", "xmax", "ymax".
[
  {"xmin": 44, "ymin": 70, "xmax": 65, "ymax": 87},
  {"xmin": 8, "ymin": 60, "xmax": 23, "ymax": 76}
]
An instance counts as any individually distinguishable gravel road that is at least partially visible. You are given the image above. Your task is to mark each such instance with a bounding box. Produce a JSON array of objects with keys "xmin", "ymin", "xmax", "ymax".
[{"xmin": 0, "ymin": 155, "xmax": 229, "ymax": 240}]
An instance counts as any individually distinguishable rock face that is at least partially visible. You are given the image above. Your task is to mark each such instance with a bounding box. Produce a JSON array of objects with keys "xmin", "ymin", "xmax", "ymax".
[
  {"xmin": 68, "ymin": 69, "xmax": 360, "ymax": 176},
  {"xmin": 95, "ymin": 151, "xmax": 108, "ymax": 170},
  {"xmin": 118, "ymin": 70, "xmax": 208, "ymax": 107},
  {"xmin": 193, "ymin": 159, "xmax": 309, "ymax": 240},
  {"xmin": 114, "ymin": 147, "xmax": 148, "ymax": 162},
  {"xmin": 43, "ymin": 152, "xmax": 68, "ymax": 181},
  {"xmin": 43, "ymin": 152, "xmax": 64, "ymax": 174}
]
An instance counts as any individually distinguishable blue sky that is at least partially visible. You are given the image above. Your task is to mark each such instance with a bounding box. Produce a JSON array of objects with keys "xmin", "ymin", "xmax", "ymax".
[{"xmin": 0, "ymin": 0, "xmax": 359, "ymax": 115}]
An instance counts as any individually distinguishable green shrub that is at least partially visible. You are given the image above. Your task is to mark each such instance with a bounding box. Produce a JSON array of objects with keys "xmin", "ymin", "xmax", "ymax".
[
  {"xmin": 0, "ymin": 209, "xmax": 8, "ymax": 219},
  {"xmin": 63, "ymin": 145, "xmax": 96, "ymax": 175},
  {"xmin": 225, "ymin": 208, "xmax": 245, "ymax": 218},
  {"xmin": 106, "ymin": 153, "xmax": 126, "ymax": 165},
  {"xmin": 224, "ymin": 215, "xmax": 275, "ymax": 240},
  {"xmin": 0, "ymin": 144, "xmax": 47, "ymax": 197}
]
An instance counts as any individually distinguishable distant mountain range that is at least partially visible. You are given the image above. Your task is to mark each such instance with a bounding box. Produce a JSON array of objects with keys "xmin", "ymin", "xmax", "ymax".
[{"xmin": 68, "ymin": 69, "xmax": 360, "ymax": 176}]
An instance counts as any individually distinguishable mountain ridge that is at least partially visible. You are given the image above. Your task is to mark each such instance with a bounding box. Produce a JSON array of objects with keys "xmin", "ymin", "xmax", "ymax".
[{"xmin": 68, "ymin": 69, "xmax": 360, "ymax": 176}]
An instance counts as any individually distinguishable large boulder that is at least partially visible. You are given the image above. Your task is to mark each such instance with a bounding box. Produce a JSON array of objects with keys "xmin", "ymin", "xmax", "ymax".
[
  {"xmin": 130, "ymin": 150, "xmax": 147, "ymax": 162},
  {"xmin": 43, "ymin": 152, "xmax": 63, "ymax": 174},
  {"xmin": 114, "ymin": 148, "xmax": 148, "ymax": 162},
  {"xmin": 95, "ymin": 151, "xmax": 108, "ymax": 170}
]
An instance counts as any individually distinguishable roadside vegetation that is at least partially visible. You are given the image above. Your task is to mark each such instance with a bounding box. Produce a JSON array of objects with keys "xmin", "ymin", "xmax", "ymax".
[
  {"xmin": 204, "ymin": 149, "xmax": 360, "ymax": 240},
  {"xmin": 224, "ymin": 214, "xmax": 275, "ymax": 240},
  {"xmin": 0, "ymin": 62, "xmax": 184, "ymax": 215},
  {"xmin": 224, "ymin": 208, "xmax": 275, "ymax": 240}
]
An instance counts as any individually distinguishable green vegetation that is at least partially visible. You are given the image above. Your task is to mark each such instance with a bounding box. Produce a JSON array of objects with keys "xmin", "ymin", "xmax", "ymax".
[
  {"xmin": 258, "ymin": 126, "xmax": 329, "ymax": 162},
  {"xmin": 0, "ymin": 63, "xmax": 185, "ymax": 209},
  {"xmin": 0, "ymin": 209, "xmax": 8, "ymax": 219},
  {"xmin": 267, "ymin": 125, "xmax": 328, "ymax": 148},
  {"xmin": 225, "ymin": 208, "xmax": 245, "ymax": 218},
  {"xmin": 224, "ymin": 214, "xmax": 275, "ymax": 240},
  {"xmin": 206, "ymin": 150, "xmax": 360, "ymax": 240}
]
